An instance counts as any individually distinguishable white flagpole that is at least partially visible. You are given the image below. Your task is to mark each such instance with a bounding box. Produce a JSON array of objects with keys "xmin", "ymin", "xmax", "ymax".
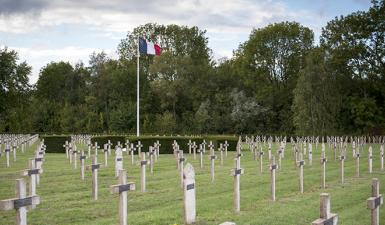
[{"xmin": 136, "ymin": 37, "xmax": 140, "ymax": 137}]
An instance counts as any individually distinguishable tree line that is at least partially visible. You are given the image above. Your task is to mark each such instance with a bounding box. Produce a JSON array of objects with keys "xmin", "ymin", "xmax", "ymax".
[{"xmin": 1, "ymin": 0, "xmax": 384, "ymax": 135}]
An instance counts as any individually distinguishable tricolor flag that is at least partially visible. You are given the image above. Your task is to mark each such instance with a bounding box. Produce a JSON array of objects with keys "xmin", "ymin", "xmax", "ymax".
[{"xmin": 139, "ymin": 37, "xmax": 161, "ymax": 56}]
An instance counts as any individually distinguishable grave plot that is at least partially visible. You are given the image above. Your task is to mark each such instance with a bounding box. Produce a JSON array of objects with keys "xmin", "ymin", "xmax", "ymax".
[{"xmin": 0, "ymin": 137, "xmax": 384, "ymax": 224}]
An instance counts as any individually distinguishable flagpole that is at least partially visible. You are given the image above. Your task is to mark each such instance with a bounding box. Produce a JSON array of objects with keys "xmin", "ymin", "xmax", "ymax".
[{"xmin": 136, "ymin": 37, "xmax": 140, "ymax": 137}]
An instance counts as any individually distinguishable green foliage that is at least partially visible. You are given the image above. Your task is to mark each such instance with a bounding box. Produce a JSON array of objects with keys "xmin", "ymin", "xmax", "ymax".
[
  {"xmin": 1, "ymin": 1, "xmax": 385, "ymax": 135},
  {"xmin": 292, "ymin": 48, "xmax": 341, "ymax": 136},
  {"xmin": 0, "ymin": 47, "xmax": 31, "ymax": 132}
]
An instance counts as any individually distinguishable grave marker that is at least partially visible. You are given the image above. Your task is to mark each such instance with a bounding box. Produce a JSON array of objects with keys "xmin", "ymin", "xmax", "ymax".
[
  {"xmin": 297, "ymin": 153, "xmax": 305, "ymax": 193},
  {"xmin": 209, "ymin": 148, "xmax": 217, "ymax": 182},
  {"xmin": 224, "ymin": 141, "xmax": 229, "ymax": 157},
  {"xmin": 0, "ymin": 179, "xmax": 40, "ymax": 225},
  {"xmin": 368, "ymin": 146, "xmax": 373, "ymax": 174},
  {"xmin": 339, "ymin": 155, "xmax": 345, "ymax": 185},
  {"xmin": 115, "ymin": 148, "xmax": 123, "ymax": 178},
  {"xmin": 136, "ymin": 141, "xmax": 143, "ymax": 156},
  {"xmin": 321, "ymin": 145, "xmax": 327, "ymax": 189},
  {"xmin": 140, "ymin": 152, "xmax": 147, "ymax": 192},
  {"xmin": 312, "ymin": 193, "xmax": 338, "ymax": 225},
  {"xmin": 183, "ymin": 163, "xmax": 196, "ymax": 224},
  {"xmin": 80, "ymin": 151, "xmax": 86, "ymax": 180},
  {"xmin": 110, "ymin": 170, "xmax": 135, "ymax": 225},
  {"xmin": 5, "ymin": 144, "xmax": 10, "ymax": 167},
  {"xmin": 270, "ymin": 156, "xmax": 277, "ymax": 201},
  {"xmin": 230, "ymin": 157, "xmax": 244, "ymax": 212},
  {"xmin": 179, "ymin": 151, "xmax": 185, "ymax": 188},
  {"xmin": 367, "ymin": 178, "xmax": 383, "ymax": 225},
  {"xmin": 86, "ymin": 156, "xmax": 101, "ymax": 200}
]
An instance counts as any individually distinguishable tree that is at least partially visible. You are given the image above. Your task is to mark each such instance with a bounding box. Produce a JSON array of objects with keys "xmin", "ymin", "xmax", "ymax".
[
  {"xmin": 233, "ymin": 22, "xmax": 314, "ymax": 133},
  {"xmin": 0, "ymin": 47, "xmax": 31, "ymax": 132},
  {"xmin": 292, "ymin": 48, "xmax": 341, "ymax": 135}
]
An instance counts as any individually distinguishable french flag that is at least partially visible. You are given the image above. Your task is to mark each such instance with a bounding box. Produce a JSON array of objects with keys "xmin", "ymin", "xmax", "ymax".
[{"xmin": 139, "ymin": 37, "xmax": 161, "ymax": 56}]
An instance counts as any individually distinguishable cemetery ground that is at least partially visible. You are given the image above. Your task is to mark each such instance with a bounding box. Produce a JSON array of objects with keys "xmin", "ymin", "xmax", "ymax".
[{"xmin": 0, "ymin": 142, "xmax": 384, "ymax": 225}]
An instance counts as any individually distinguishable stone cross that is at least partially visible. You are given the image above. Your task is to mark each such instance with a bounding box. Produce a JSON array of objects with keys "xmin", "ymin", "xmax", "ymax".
[
  {"xmin": 381, "ymin": 145, "xmax": 384, "ymax": 171},
  {"xmin": 203, "ymin": 140, "xmax": 207, "ymax": 153},
  {"xmin": 136, "ymin": 141, "xmax": 143, "ymax": 156},
  {"xmin": 140, "ymin": 152, "xmax": 147, "ymax": 192},
  {"xmin": 297, "ymin": 153, "xmax": 305, "ymax": 193},
  {"xmin": 192, "ymin": 142, "xmax": 197, "ymax": 160},
  {"xmin": 368, "ymin": 146, "xmax": 373, "ymax": 174},
  {"xmin": 309, "ymin": 143, "xmax": 313, "ymax": 166},
  {"xmin": 312, "ymin": 193, "xmax": 338, "ymax": 225},
  {"xmin": 155, "ymin": 140, "xmax": 161, "ymax": 159},
  {"xmin": 72, "ymin": 148, "xmax": 78, "ymax": 169},
  {"xmin": 259, "ymin": 150, "xmax": 264, "ymax": 173},
  {"xmin": 187, "ymin": 140, "xmax": 192, "ymax": 154},
  {"xmin": 270, "ymin": 156, "xmax": 277, "ymax": 201},
  {"xmin": 179, "ymin": 151, "xmax": 185, "ymax": 188},
  {"xmin": 12, "ymin": 142, "xmax": 17, "ymax": 162},
  {"xmin": 224, "ymin": 141, "xmax": 229, "ymax": 157},
  {"xmin": 125, "ymin": 140, "xmax": 130, "ymax": 155},
  {"xmin": 34, "ymin": 152, "xmax": 44, "ymax": 186},
  {"xmin": 321, "ymin": 146, "xmax": 327, "ymax": 189},
  {"xmin": 20, "ymin": 159, "xmax": 42, "ymax": 209},
  {"xmin": 130, "ymin": 143, "xmax": 136, "ymax": 165},
  {"xmin": 367, "ymin": 178, "xmax": 383, "ymax": 225},
  {"xmin": 63, "ymin": 141, "xmax": 69, "ymax": 159},
  {"xmin": 174, "ymin": 146, "xmax": 181, "ymax": 169},
  {"xmin": 107, "ymin": 140, "xmax": 112, "ymax": 156},
  {"xmin": 355, "ymin": 150, "xmax": 360, "ymax": 177},
  {"xmin": 219, "ymin": 144, "xmax": 224, "ymax": 166},
  {"xmin": 230, "ymin": 157, "xmax": 243, "ymax": 212},
  {"xmin": 104, "ymin": 144, "xmax": 109, "ymax": 167},
  {"xmin": 115, "ymin": 148, "xmax": 123, "ymax": 178},
  {"xmin": 339, "ymin": 154, "xmax": 345, "ymax": 185},
  {"xmin": 208, "ymin": 141, "xmax": 214, "ymax": 152},
  {"xmin": 183, "ymin": 163, "xmax": 196, "ymax": 224},
  {"xmin": 352, "ymin": 141, "xmax": 356, "ymax": 158},
  {"xmin": 110, "ymin": 170, "xmax": 135, "ymax": 225},
  {"xmin": 209, "ymin": 148, "xmax": 217, "ymax": 182},
  {"xmin": 277, "ymin": 147, "xmax": 283, "ymax": 170},
  {"xmin": 68, "ymin": 143, "xmax": 73, "ymax": 164},
  {"xmin": 0, "ymin": 179, "xmax": 40, "ymax": 225},
  {"xmin": 149, "ymin": 146, "xmax": 154, "ymax": 174},
  {"xmin": 87, "ymin": 141, "xmax": 91, "ymax": 157},
  {"xmin": 5, "ymin": 144, "xmax": 10, "ymax": 167},
  {"xmin": 80, "ymin": 151, "xmax": 86, "ymax": 180},
  {"xmin": 198, "ymin": 145, "xmax": 204, "ymax": 169},
  {"xmin": 268, "ymin": 142, "xmax": 272, "ymax": 160},
  {"xmin": 94, "ymin": 142, "xmax": 99, "ymax": 156},
  {"xmin": 86, "ymin": 156, "xmax": 101, "ymax": 200}
]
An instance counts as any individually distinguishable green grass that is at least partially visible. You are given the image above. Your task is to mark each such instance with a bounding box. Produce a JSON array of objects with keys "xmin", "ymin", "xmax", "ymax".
[{"xmin": 0, "ymin": 142, "xmax": 384, "ymax": 224}]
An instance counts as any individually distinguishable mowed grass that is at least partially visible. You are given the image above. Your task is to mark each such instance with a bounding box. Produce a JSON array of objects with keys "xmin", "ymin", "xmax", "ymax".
[{"xmin": 0, "ymin": 142, "xmax": 384, "ymax": 225}]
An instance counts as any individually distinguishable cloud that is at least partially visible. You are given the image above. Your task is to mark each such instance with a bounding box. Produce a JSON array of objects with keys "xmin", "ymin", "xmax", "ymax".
[
  {"xmin": 10, "ymin": 45, "xmax": 116, "ymax": 84},
  {"xmin": 0, "ymin": 0, "xmax": 47, "ymax": 14},
  {"xmin": 0, "ymin": 0, "xmax": 299, "ymax": 34}
]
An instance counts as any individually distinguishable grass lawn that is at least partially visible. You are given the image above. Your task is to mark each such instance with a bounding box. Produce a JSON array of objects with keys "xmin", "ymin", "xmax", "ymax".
[{"xmin": 0, "ymin": 141, "xmax": 384, "ymax": 224}]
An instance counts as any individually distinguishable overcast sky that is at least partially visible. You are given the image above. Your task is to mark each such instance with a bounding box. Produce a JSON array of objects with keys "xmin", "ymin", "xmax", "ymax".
[{"xmin": 0, "ymin": 0, "xmax": 371, "ymax": 84}]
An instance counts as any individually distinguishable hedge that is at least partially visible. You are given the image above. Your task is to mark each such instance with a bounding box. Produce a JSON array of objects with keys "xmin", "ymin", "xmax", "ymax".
[
  {"xmin": 91, "ymin": 135, "xmax": 238, "ymax": 154},
  {"xmin": 41, "ymin": 135, "xmax": 238, "ymax": 154},
  {"xmin": 40, "ymin": 135, "xmax": 71, "ymax": 153}
]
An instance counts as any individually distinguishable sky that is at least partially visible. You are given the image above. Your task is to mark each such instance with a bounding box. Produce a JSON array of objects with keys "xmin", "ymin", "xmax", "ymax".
[{"xmin": 0, "ymin": 0, "xmax": 372, "ymax": 84}]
